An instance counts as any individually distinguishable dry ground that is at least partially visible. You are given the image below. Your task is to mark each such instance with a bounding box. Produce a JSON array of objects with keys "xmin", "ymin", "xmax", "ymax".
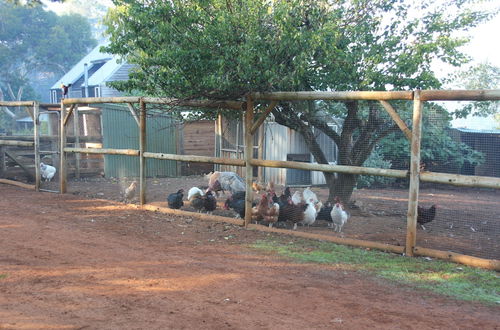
[
  {"xmin": 1, "ymin": 184, "xmax": 499, "ymax": 329},
  {"xmin": 42, "ymin": 175, "xmax": 500, "ymax": 260}
]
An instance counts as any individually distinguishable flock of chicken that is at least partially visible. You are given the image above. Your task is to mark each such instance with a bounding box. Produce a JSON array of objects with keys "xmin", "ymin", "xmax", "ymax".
[
  {"xmin": 165, "ymin": 171, "xmax": 350, "ymax": 232},
  {"xmin": 124, "ymin": 170, "xmax": 437, "ymax": 232}
]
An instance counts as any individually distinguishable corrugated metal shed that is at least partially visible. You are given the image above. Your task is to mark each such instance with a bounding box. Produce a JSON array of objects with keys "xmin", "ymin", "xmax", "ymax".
[{"xmin": 101, "ymin": 104, "xmax": 178, "ymax": 178}]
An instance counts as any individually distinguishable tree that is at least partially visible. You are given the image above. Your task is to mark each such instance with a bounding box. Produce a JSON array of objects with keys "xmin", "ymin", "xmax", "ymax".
[
  {"xmin": 0, "ymin": 0, "xmax": 96, "ymax": 121},
  {"xmin": 103, "ymin": 0, "xmax": 495, "ymax": 202}
]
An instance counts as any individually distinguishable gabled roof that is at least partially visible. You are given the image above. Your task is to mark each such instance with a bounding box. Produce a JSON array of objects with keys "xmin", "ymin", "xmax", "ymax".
[
  {"xmin": 87, "ymin": 57, "xmax": 123, "ymax": 86},
  {"xmin": 50, "ymin": 42, "xmax": 121, "ymax": 89},
  {"xmin": 454, "ymin": 128, "xmax": 500, "ymax": 135}
]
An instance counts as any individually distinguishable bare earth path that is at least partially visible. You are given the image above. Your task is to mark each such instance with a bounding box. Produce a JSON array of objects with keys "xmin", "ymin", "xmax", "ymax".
[{"xmin": 0, "ymin": 185, "xmax": 499, "ymax": 329}]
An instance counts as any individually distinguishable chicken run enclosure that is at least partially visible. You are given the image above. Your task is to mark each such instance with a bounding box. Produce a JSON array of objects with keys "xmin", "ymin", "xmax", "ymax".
[{"xmin": 0, "ymin": 90, "xmax": 499, "ymax": 270}]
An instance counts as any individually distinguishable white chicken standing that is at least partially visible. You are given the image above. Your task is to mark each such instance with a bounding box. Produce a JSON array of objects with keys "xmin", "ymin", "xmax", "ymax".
[
  {"xmin": 40, "ymin": 162, "xmax": 56, "ymax": 182},
  {"xmin": 330, "ymin": 200, "xmax": 349, "ymax": 233},
  {"xmin": 187, "ymin": 187, "xmax": 204, "ymax": 201},
  {"xmin": 298, "ymin": 199, "xmax": 317, "ymax": 229},
  {"xmin": 124, "ymin": 181, "xmax": 137, "ymax": 202},
  {"xmin": 302, "ymin": 187, "xmax": 318, "ymax": 204}
]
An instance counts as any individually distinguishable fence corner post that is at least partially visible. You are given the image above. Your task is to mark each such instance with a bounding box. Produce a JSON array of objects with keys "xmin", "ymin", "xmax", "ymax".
[
  {"xmin": 139, "ymin": 98, "xmax": 147, "ymax": 205},
  {"xmin": 244, "ymin": 95, "xmax": 254, "ymax": 227},
  {"xmin": 406, "ymin": 90, "xmax": 423, "ymax": 256}
]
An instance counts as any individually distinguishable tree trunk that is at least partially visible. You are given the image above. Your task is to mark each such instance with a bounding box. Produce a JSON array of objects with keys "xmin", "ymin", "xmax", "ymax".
[{"xmin": 330, "ymin": 172, "xmax": 357, "ymax": 203}]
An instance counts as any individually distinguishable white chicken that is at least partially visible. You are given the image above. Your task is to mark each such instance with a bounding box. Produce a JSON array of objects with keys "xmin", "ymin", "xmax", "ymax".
[
  {"xmin": 302, "ymin": 187, "xmax": 318, "ymax": 204},
  {"xmin": 40, "ymin": 162, "xmax": 56, "ymax": 182},
  {"xmin": 298, "ymin": 199, "xmax": 317, "ymax": 229},
  {"xmin": 330, "ymin": 201, "xmax": 349, "ymax": 233},
  {"xmin": 187, "ymin": 187, "xmax": 205, "ymax": 201},
  {"xmin": 291, "ymin": 191, "xmax": 302, "ymax": 205},
  {"xmin": 124, "ymin": 181, "xmax": 137, "ymax": 202}
]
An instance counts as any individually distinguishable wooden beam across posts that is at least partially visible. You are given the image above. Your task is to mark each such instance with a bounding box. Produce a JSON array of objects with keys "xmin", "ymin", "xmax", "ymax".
[
  {"xmin": 127, "ymin": 103, "xmax": 140, "ymax": 127},
  {"xmin": 34, "ymin": 102, "xmax": 40, "ymax": 191},
  {"xmin": 246, "ymin": 224, "xmax": 405, "ymax": 254},
  {"xmin": 143, "ymin": 152, "xmax": 246, "ymax": 166},
  {"xmin": 420, "ymin": 171, "xmax": 500, "ymax": 189},
  {"xmin": 143, "ymin": 97, "xmax": 245, "ymax": 110},
  {"xmin": 0, "ymin": 140, "xmax": 34, "ymax": 147},
  {"xmin": 250, "ymin": 158, "xmax": 408, "ymax": 178},
  {"xmin": 252, "ymin": 91, "xmax": 414, "ymax": 101},
  {"xmin": 62, "ymin": 104, "xmax": 76, "ymax": 127},
  {"xmin": 379, "ymin": 100, "xmax": 412, "ymax": 141},
  {"xmin": 65, "ymin": 147, "xmax": 140, "ymax": 156},
  {"xmin": 139, "ymin": 98, "xmax": 146, "ymax": 205},
  {"xmin": 63, "ymin": 97, "xmax": 141, "ymax": 105},
  {"xmin": 59, "ymin": 103, "xmax": 67, "ymax": 194},
  {"xmin": 0, "ymin": 101, "xmax": 33, "ymax": 107},
  {"xmin": 420, "ymin": 89, "xmax": 500, "ymax": 101},
  {"xmin": 244, "ymin": 96, "xmax": 254, "ymax": 227},
  {"xmin": 250, "ymin": 100, "xmax": 277, "ymax": 134},
  {"xmin": 405, "ymin": 90, "xmax": 423, "ymax": 257},
  {"xmin": 413, "ymin": 246, "xmax": 500, "ymax": 271}
]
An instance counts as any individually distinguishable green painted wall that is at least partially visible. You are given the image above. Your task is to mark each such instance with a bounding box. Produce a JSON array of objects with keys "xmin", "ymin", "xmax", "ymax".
[{"xmin": 101, "ymin": 104, "xmax": 178, "ymax": 178}]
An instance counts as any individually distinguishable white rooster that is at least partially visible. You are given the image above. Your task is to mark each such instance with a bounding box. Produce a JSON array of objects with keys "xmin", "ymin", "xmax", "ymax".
[
  {"xmin": 330, "ymin": 199, "xmax": 349, "ymax": 233},
  {"xmin": 124, "ymin": 181, "xmax": 137, "ymax": 202},
  {"xmin": 187, "ymin": 187, "xmax": 205, "ymax": 201},
  {"xmin": 40, "ymin": 162, "xmax": 56, "ymax": 182},
  {"xmin": 298, "ymin": 199, "xmax": 317, "ymax": 229}
]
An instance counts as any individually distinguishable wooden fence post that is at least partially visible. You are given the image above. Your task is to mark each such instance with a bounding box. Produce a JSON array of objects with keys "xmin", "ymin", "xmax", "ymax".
[
  {"xmin": 139, "ymin": 98, "xmax": 146, "ymax": 205},
  {"xmin": 73, "ymin": 106, "xmax": 81, "ymax": 179},
  {"xmin": 33, "ymin": 101, "xmax": 40, "ymax": 191},
  {"xmin": 244, "ymin": 96, "xmax": 254, "ymax": 227},
  {"xmin": 406, "ymin": 90, "xmax": 423, "ymax": 256},
  {"xmin": 59, "ymin": 102, "xmax": 67, "ymax": 193}
]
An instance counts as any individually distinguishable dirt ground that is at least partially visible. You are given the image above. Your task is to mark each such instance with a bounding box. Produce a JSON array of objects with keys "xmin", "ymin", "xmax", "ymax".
[
  {"xmin": 1, "ymin": 184, "xmax": 499, "ymax": 329},
  {"xmin": 42, "ymin": 175, "xmax": 500, "ymax": 260}
]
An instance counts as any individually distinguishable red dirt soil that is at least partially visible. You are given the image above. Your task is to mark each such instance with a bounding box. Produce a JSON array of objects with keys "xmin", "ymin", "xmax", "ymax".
[{"xmin": 1, "ymin": 184, "xmax": 499, "ymax": 329}]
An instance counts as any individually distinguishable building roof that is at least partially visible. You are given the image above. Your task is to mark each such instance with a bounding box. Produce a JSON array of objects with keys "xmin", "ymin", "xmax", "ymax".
[
  {"xmin": 454, "ymin": 128, "xmax": 500, "ymax": 135},
  {"xmin": 50, "ymin": 42, "xmax": 124, "ymax": 89}
]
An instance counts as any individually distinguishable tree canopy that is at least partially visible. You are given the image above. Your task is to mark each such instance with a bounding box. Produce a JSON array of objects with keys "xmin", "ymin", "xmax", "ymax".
[{"xmin": 103, "ymin": 0, "xmax": 496, "ymax": 202}]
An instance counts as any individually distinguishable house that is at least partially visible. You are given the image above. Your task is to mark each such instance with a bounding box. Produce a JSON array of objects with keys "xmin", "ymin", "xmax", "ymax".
[{"xmin": 49, "ymin": 43, "xmax": 134, "ymax": 103}]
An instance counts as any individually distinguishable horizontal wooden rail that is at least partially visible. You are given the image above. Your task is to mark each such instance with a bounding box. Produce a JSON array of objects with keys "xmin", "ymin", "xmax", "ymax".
[
  {"xmin": 420, "ymin": 171, "xmax": 500, "ymax": 189},
  {"xmin": 64, "ymin": 147, "xmax": 139, "ymax": 156},
  {"xmin": 0, "ymin": 179, "xmax": 35, "ymax": 190},
  {"xmin": 63, "ymin": 97, "xmax": 141, "ymax": 105},
  {"xmin": 251, "ymin": 159, "xmax": 408, "ymax": 178},
  {"xmin": 420, "ymin": 89, "xmax": 500, "ymax": 101},
  {"xmin": 143, "ymin": 152, "xmax": 246, "ymax": 166},
  {"xmin": 0, "ymin": 140, "xmax": 34, "ymax": 147},
  {"xmin": 247, "ymin": 224, "xmax": 405, "ymax": 254},
  {"xmin": 0, "ymin": 101, "xmax": 34, "ymax": 106},
  {"xmin": 252, "ymin": 91, "xmax": 414, "ymax": 101},
  {"xmin": 413, "ymin": 246, "xmax": 500, "ymax": 271},
  {"xmin": 143, "ymin": 97, "xmax": 245, "ymax": 110}
]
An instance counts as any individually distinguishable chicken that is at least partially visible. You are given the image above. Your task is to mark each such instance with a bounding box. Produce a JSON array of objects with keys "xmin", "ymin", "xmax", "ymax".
[
  {"xmin": 187, "ymin": 187, "xmax": 204, "ymax": 201},
  {"xmin": 266, "ymin": 181, "xmax": 275, "ymax": 194},
  {"xmin": 278, "ymin": 187, "xmax": 291, "ymax": 206},
  {"xmin": 61, "ymin": 83, "xmax": 72, "ymax": 99},
  {"xmin": 167, "ymin": 189, "xmax": 184, "ymax": 209},
  {"xmin": 302, "ymin": 187, "xmax": 319, "ymax": 204},
  {"xmin": 224, "ymin": 192, "xmax": 255, "ymax": 219},
  {"xmin": 330, "ymin": 199, "xmax": 349, "ymax": 233},
  {"xmin": 264, "ymin": 200, "xmax": 280, "ymax": 228},
  {"xmin": 206, "ymin": 171, "xmax": 246, "ymax": 196},
  {"xmin": 278, "ymin": 200, "xmax": 308, "ymax": 230},
  {"xmin": 123, "ymin": 181, "xmax": 137, "ymax": 202},
  {"xmin": 417, "ymin": 204, "xmax": 438, "ymax": 230},
  {"xmin": 252, "ymin": 182, "xmax": 264, "ymax": 193},
  {"xmin": 40, "ymin": 162, "xmax": 56, "ymax": 182},
  {"xmin": 316, "ymin": 202, "xmax": 333, "ymax": 222},
  {"xmin": 300, "ymin": 199, "xmax": 317, "ymax": 228},
  {"xmin": 252, "ymin": 194, "xmax": 269, "ymax": 223},
  {"xmin": 190, "ymin": 194, "xmax": 205, "ymax": 213},
  {"xmin": 203, "ymin": 191, "xmax": 217, "ymax": 214},
  {"xmin": 291, "ymin": 191, "xmax": 302, "ymax": 205}
]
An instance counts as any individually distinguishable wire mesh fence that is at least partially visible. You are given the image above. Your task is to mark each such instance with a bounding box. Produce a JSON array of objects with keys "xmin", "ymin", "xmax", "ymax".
[{"xmin": 6, "ymin": 92, "xmax": 496, "ymax": 267}]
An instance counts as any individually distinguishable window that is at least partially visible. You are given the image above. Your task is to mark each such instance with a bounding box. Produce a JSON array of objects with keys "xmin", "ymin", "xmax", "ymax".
[
  {"xmin": 94, "ymin": 86, "xmax": 101, "ymax": 97},
  {"xmin": 51, "ymin": 90, "xmax": 57, "ymax": 103}
]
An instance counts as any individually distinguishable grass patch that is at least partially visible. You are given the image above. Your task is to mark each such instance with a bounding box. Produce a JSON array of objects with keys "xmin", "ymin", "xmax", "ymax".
[
  {"xmin": 250, "ymin": 237, "xmax": 500, "ymax": 305},
  {"xmin": 0, "ymin": 274, "xmax": 6, "ymax": 280}
]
